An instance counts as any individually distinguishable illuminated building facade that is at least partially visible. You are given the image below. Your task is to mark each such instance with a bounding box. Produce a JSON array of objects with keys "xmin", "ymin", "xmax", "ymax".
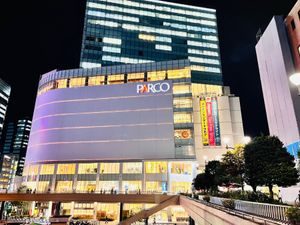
[
  {"xmin": 0, "ymin": 79, "xmax": 10, "ymax": 137},
  {"xmin": 24, "ymin": 60, "xmax": 244, "ymax": 201},
  {"xmin": 80, "ymin": 0, "xmax": 222, "ymax": 85},
  {"xmin": 0, "ymin": 119, "xmax": 31, "ymax": 176}
]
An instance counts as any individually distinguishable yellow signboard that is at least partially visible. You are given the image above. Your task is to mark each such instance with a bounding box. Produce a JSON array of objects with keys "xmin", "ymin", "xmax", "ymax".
[{"xmin": 200, "ymin": 99, "xmax": 209, "ymax": 145}]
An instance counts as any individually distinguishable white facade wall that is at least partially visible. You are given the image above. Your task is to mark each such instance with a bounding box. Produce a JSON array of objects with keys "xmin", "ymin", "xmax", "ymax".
[
  {"xmin": 256, "ymin": 16, "xmax": 300, "ymax": 146},
  {"xmin": 193, "ymin": 94, "xmax": 245, "ymax": 168}
]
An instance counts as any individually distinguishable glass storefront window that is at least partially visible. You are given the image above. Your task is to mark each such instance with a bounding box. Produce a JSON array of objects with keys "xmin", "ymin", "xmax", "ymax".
[
  {"xmin": 170, "ymin": 162, "xmax": 192, "ymax": 175},
  {"xmin": 145, "ymin": 182, "xmax": 162, "ymax": 192},
  {"xmin": 74, "ymin": 203, "xmax": 94, "ymax": 219},
  {"xmin": 76, "ymin": 181, "xmax": 96, "ymax": 193},
  {"xmin": 145, "ymin": 161, "xmax": 167, "ymax": 174},
  {"xmin": 174, "ymin": 112, "xmax": 192, "ymax": 123},
  {"xmin": 78, "ymin": 163, "xmax": 98, "ymax": 174},
  {"xmin": 174, "ymin": 129, "xmax": 193, "ymax": 140},
  {"xmin": 167, "ymin": 68, "xmax": 191, "ymax": 79},
  {"xmin": 61, "ymin": 203, "xmax": 72, "ymax": 215},
  {"xmin": 99, "ymin": 181, "xmax": 119, "ymax": 192},
  {"xmin": 55, "ymin": 181, "xmax": 73, "ymax": 193},
  {"xmin": 173, "ymin": 84, "xmax": 191, "ymax": 95},
  {"xmin": 127, "ymin": 73, "xmax": 144, "ymax": 83},
  {"xmin": 37, "ymin": 181, "xmax": 49, "ymax": 193},
  {"xmin": 123, "ymin": 204, "xmax": 143, "ymax": 216},
  {"xmin": 123, "ymin": 162, "xmax": 142, "ymax": 174},
  {"xmin": 55, "ymin": 79, "xmax": 68, "ymax": 89},
  {"xmin": 171, "ymin": 181, "xmax": 191, "ymax": 193},
  {"xmin": 173, "ymin": 98, "xmax": 192, "ymax": 108},
  {"xmin": 147, "ymin": 71, "xmax": 166, "ymax": 81},
  {"xmin": 122, "ymin": 181, "xmax": 142, "ymax": 192},
  {"xmin": 28, "ymin": 165, "xmax": 39, "ymax": 176},
  {"xmin": 107, "ymin": 74, "xmax": 124, "ymax": 84},
  {"xmin": 57, "ymin": 164, "xmax": 76, "ymax": 174},
  {"xmin": 96, "ymin": 203, "xmax": 119, "ymax": 222},
  {"xmin": 99, "ymin": 163, "xmax": 119, "ymax": 174},
  {"xmin": 88, "ymin": 76, "xmax": 105, "ymax": 86},
  {"xmin": 69, "ymin": 77, "xmax": 86, "ymax": 88},
  {"xmin": 40, "ymin": 164, "xmax": 54, "ymax": 175}
]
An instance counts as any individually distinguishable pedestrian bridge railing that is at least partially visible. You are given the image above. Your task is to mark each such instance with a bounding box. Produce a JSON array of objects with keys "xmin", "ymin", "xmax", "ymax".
[{"xmin": 198, "ymin": 195, "xmax": 290, "ymax": 223}]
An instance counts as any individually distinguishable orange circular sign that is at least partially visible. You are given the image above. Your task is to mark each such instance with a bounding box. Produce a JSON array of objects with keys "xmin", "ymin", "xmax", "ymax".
[{"xmin": 181, "ymin": 130, "xmax": 190, "ymax": 139}]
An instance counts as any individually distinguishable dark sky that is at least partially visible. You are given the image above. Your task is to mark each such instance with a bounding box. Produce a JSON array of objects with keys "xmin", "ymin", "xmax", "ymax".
[{"xmin": 0, "ymin": 0, "xmax": 297, "ymax": 137}]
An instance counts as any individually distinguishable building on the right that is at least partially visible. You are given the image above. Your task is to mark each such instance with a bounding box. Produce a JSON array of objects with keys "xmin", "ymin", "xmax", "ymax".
[{"xmin": 255, "ymin": 1, "xmax": 300, "ymax": 157}]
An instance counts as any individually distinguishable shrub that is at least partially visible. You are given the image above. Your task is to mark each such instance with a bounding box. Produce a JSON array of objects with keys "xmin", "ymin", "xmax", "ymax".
[
  {"xmin": 222, "ymin": 199, "xmax": 235, "ymax": 209},
  {"xmin": 203, "ymin": 195, "xmax": 210, "ymax": 202},
  {"xmin": 285, "ymin": 207, "xmax": 300, "ymax": 225}
]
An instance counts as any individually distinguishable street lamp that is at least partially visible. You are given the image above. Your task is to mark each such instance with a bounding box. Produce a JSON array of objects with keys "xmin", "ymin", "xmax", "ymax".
[
  {"xmin": 243, "ymin": 136, "xmax": 251, "ymax": 145},
  {"xmin": 289, "ymin": 72, "xmax": 300, "ymax": 94}
]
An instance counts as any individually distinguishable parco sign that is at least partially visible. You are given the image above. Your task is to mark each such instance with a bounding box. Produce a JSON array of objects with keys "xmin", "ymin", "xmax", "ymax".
[{"xmin": 137, "ymin": 82, "xmax": 170, "ymax": 94}]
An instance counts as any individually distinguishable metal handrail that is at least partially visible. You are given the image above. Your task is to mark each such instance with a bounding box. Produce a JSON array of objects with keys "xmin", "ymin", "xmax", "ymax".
[{"xmin": 198, "ymin": 195, "xmax": 290, "ymax": 223}]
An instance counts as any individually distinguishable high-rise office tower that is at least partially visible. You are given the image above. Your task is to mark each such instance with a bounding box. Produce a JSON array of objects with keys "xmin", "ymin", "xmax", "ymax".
[
  {"xmin": 256, "ymin": 1, "xmax": 300, "ymax": 156},
  {"xmin": 1, "ymin": 119, "xmax": 32, "ymax": 175},
  {"xmin": 0, "ymin": 79, "xmax": 11, "ymax": 136},
  {"xmin": 80, "ymin": 0, "xmax": 222, "ymax": 85}
]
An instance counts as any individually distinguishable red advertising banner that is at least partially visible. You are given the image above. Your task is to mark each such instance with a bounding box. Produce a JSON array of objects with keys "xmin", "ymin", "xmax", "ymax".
[{"xmin": 206, "ymin": 97, "xmax": 215, "ymax": 146}]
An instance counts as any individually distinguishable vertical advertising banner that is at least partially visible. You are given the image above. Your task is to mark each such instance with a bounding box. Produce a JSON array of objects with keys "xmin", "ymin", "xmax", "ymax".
[
  {"xmin": 206, "ymin": 97, "xmax": 215, "ymax": 146},
  {"xmin": 200, "ymin": 99, "xmax": 209, "ymax": 146},
  {"xmin": 212, "ymin": 97, "xmax": 221, "ymax": 146}
]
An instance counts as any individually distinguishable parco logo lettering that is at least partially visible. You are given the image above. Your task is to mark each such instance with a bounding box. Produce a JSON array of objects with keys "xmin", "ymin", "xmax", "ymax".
[{"xmin": 137, "ymin": 82, "xmax": 170, "ymax": 94}]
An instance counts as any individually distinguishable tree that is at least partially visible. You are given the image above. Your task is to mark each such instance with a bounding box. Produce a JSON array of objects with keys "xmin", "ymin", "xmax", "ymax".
[
  {"xmin": 221, "ymin": 145, "xmax": 245, "ymax": 191},
  {"xmin": 244, "ymin": 135, "xmax": 299, "ymax": 199},
  {"xmin": 193, "ymin": 173, "xmax": 210, "ymax": 192},
  {"xmin": 204, "ymin": 160, "xmax": 224, "ymax": 192}
]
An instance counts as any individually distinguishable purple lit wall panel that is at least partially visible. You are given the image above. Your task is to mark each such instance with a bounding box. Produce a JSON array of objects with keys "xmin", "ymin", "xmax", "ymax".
[{"xmin": 25, "ymin": 81, "xmax": 174, "ymax": 164}]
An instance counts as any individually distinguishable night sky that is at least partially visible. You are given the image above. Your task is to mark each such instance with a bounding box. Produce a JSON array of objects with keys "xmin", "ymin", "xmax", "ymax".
[{"xmin": 0, "ymin": 0, "xmax": 297, "ymax": 137}]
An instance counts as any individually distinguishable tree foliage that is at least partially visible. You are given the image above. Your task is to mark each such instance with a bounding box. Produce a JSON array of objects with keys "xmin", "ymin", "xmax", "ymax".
[
  {"xmin": 244, "ymin": 135, "xmax": 299, "ymax": 199},
  {"xmin": 221, "ymin": 145, "xmax": 245, "ymax": 190}
]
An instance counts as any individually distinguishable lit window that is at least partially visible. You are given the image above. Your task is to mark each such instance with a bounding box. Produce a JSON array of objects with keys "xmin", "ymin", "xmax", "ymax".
[
  {"xmin": 191, "ymin": 83, "xmax": 223, "ymax": 96},
  {"xmin": 57, "ymin": 164, "xmax": 76, "ymax": 174},
  {"xmin": 188, "ymin": 48, "xmax": 218, "ymax": 56},
  {"xmin": 78, "ymin": 163, "xmax": 98, "ymax": 174},
  {"xmin": 55, "ymin": 181, "xmax": 73, "ymax": 193},
  {"xmin": 173, "ymin": 98, "xmax": 192, "ymax": 108},
  {"xmin": 107, "ymin": 74, "xmax": 124, "ymax": 84},
  {"xmin": 76, "ymin": 181, "xmax": 96, "ymax": 193},
  {"xmin": 87, "ymin": 19, "xmax": 119, "ymax": 28},
  {"xmin": 123, "ymin": 162, "xmax": 142, "ymax": 174},
  {"xmin": 37, "ymin": 181, "xmax": 49, "ymax": 193},
  {"xmin": 81, "ymin": 62, "xmax": 102, "ymax": 68},
  {"xmin": 102, "ymin": 46, "xmax": 121, "ymax": 53},
  {"xmin": 127, "ymin": 73, "xmax": 144, "ymax": 83},
  {"xmin": 28, "ymin": 165, "xmax": 39, "ymax": 176},
  {"xmin": 147, "ymin": 71, "xmax": 166, "ymax": 81},
  {"xmin": 170, "ymin": 162, "xmax": 192, "ymax": 175},
  {"xmin": 139, "ymin": 34, "xmax": 156, "ymax": 41},
  {"xmin": 173, "ymin": 84, "xmax": 191, "ymax": 95},
  {"xmin": 156, "ymin": 36, "xmax": 172, "ymax": 43},
  {"xmin": 99, "ymin": 181, "xmax": 119, "ymax": 192},
  {"xmin": 69, "ymin": 77, "xmax": 86, "ymax": 88},
  {"xmin": 103, "ymin": 37, "xmax": 122, "ymax": 45},
  {"xmin": 40, "ymin": 164, "xmax": 54, "ymax": 175},
  {"xmin": 88, "ymin": 76, "xmax": 105, "ymax": 86},
  {"xmin": 122, "ymin": 181, "xmax": 142, "ymax": 192},
  {"xmin": 55, "ymin": 79, "xmax": 68, "ymax": 89},
  {"xmin": 191, "ymin": 65, "xmax": 221, "ymax": 73},
  {"xmin": 100, "ymin": 163, "xmax": 119, "ymax": 174},
  {"xmin": 155, "ymin": 44, "xmax": 172, "ymax": 51},
  {"xmin": 187, "ymin": 40, "xmax": 218, "ymax": 49},
  {"xmin": 188, "ymin": 56, "xmax": 220, "ymax": 65},
  {"xmin": 174, "ymin": 112, "xmax": 193, "ymax": 123},
  {"xmin": 167, "ymin": 68, "xmax": 191, "ymax": 79},
  {"xmin": 145, "ymin": 161, "xmax": 167, "ymax": 174}
]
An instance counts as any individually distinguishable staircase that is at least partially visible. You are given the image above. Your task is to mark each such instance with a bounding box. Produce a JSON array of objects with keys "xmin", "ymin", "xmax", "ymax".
[{"xmin": 119, "ymin": 195, "xmax": 179, "ymax": 225}]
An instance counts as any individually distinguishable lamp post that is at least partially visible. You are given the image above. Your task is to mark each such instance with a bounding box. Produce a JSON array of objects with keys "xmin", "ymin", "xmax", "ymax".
[{"xmin": 289, "ymin": 72, "xmax": 300, "ymax": 94}]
